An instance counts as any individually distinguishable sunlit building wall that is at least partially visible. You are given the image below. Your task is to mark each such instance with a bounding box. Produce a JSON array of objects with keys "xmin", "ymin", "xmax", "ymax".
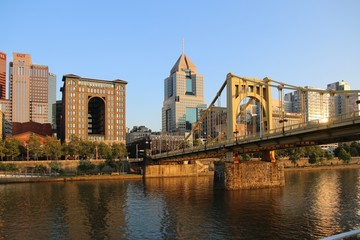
[
  {"xmin": 162, "ymin": 53, "xmax": 206, "ymax": 135},
  {"xmin": 9, "ymin": 53, "xmax": 49, "ymax": 124},
  {"xmin": 0, "ymin": 52, "xmax": 6, "ymax": 99},
  {"xmin": 60, "ymin": 74, "xmax": 127, "ymax": 144}
]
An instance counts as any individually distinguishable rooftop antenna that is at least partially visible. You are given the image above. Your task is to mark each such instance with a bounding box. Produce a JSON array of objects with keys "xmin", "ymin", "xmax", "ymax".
[{"xmin": 182, "ymin": 38, "xmax": 184, "ymax": 55}]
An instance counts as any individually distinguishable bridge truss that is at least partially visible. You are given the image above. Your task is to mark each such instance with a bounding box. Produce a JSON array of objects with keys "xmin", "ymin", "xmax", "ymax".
[{"xmin": 153, "ymin": 73, "xmax": 360, "ymax": 162}]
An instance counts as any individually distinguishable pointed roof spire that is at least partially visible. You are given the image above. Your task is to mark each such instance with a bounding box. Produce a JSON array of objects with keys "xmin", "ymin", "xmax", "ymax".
[
  {"xmin": 182, "ymin": 38, "xmax": 184, "ymax": 55},
  {"xmin": 170, "ymin": 40, "xmax": 197, "ymax": 75}
]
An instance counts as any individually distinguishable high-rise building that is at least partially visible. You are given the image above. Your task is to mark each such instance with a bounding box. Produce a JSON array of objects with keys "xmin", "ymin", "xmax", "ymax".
[
  {"xmin": 0, "ymin": 52, "xmax": 6, "ymax": 99},
  {"xmin": 162, "ymin": 53, "xmax": 206, "ymax": 135},
  {"xmin": 284, "ymin": 86, "xmax": 330, "ymax": 122},
  {"xmin": 9, "ymin": 53, "xmax": 49, "ymax": 124},
  {"xmin": 327, "ymin": 80, "xmax": 351, "ymax": 116},
  {"xmin": 60, "ymin": 74, "xmax": 127, "ymax": 144},
  {"xmin": 48, "ymin": 73, "xmax": 56, "ymax": 127}
]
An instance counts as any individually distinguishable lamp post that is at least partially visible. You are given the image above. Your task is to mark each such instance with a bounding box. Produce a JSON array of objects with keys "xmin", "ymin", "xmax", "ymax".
[
  {"xmin": 279, "ymin": 111, "xmax": 288, "ymax": 135},
  {"xmin": 233, "ymin": 130, "xmax": 239, "ymax": 143}
]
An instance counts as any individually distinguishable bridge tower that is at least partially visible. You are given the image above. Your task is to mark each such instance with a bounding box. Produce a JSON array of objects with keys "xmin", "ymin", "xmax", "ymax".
[{"xmin": 226, "ymin": 73, "xmax": 275, "ymax": 162}]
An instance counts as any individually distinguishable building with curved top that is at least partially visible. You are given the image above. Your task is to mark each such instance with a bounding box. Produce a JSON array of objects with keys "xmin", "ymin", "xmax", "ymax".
[{"xmin": 60, "ymin": 74, "xmax": 127, "ymax": 144}]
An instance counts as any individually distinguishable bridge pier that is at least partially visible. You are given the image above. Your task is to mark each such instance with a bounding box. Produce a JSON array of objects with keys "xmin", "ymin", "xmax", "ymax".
[{"xmin": 215, "ymin": 161, "xmax": 285, "ymax": 190}]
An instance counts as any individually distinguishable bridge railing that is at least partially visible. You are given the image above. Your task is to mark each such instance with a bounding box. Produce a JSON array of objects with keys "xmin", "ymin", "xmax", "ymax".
[{"xmin": 152, "ymin": 110, "xmax": 360, "ymax": 159}]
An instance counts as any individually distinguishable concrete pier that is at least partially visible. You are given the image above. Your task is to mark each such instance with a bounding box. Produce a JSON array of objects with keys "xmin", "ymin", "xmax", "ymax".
[
  {"xmin": 144, "ymin": 161, "xmax": 212, "ymax": 178},
  {"xmin": 215, "ymin": 161, "xmax": 285, "ymax": 190}
]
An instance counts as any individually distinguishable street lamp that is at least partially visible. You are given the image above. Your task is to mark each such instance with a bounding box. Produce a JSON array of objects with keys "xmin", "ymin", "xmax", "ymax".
[
  {"xmin": 233, "ymin": 130, "xmax": 239, "ymax": 143},
  {"xmin": 279, "ymin": 111, "xmax": 288, "ymax": 135}
]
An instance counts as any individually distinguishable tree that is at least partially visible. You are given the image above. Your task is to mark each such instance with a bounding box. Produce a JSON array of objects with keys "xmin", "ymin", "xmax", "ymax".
[
  {"xmin": 66, "ymin": 135, "xmax": 81, "ymax": 159},
  {"xmin": 338, "ymin": 148, "xmax": 351, "ymax": 163},
  {"xmin": 4, "ymin": 137, "xmax": 21, "ymax": 160},
  {"xmin": 0, "ymin": 139, "xmax": 5, "ymax": 161},
  {"xmin": 240, "ymin": 154, "xmax": 251, "ymax": 162},
  {"xmin": 324, "ymin": 151, "xmax": 334, "ymax": 160},
  {"xmin": 79, "ymin": 140, "xmax": 94, "ymax": 160},
  {"xmin": 98, "ymin": 142, "xmax": 111, "ymax": 159},
  {"xmin": 288, "ymin": 148, "xmax": 305, "ymax": 167},
  {"xmin": 26, "ymin": 134, "xmax": 43, "ymax": 160},
  {"xmin": 308, "ymin": 153, "xmax": 319, "ymax": 164},
  {"xmin": 111, "ymin": 143, "xmax": 128, "ymax": 160},
  {"xmin": 43, "ymin": 136, "xmax": 62, "ymax": 160}
]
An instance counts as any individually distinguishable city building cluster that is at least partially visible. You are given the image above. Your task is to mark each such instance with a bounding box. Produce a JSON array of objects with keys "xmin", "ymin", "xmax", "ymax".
[
  {"xmin": 0, "ymin": 51, "xmax": 127, "ymax": 146},
  {"xmin": 1, "ymin": 50, "xmax": 358, "ymax": 158}
]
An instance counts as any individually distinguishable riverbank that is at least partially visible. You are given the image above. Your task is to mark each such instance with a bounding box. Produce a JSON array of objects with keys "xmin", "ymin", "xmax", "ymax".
[
  {"xmin": 1, "ymin": 159, "xmax": 360, "ymax": 184},
  {"xmin": 284, "ymin": 163, "xmax": 360, "ymax": 171},
  {"xmin": 0, "ymin": 173, "xmax": 143, "ymax": 184}
]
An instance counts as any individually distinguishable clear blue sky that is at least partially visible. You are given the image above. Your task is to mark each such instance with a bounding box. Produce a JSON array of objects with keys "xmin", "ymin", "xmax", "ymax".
[{"xmin": 1, "ymin": 0, "xmax": 360, "ymax": 131}]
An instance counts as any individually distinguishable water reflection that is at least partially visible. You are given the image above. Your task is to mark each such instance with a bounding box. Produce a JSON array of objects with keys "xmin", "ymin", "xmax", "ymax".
[{"xmin": 0, "ymin": 170, "xmax": 359, "ymax": 239}]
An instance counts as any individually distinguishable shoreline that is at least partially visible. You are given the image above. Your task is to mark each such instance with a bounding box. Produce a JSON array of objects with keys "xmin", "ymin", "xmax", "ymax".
[
  {"xmin": 284, "ymin": 163, "xmax": 360, "ymax": 171},
  {"xmin": 0, "ymin": 173, "xmax": 143, "ymax": 184},
  {"xmin": 1, "ymin": 163, "xmax": 360, "ymax": 184}
]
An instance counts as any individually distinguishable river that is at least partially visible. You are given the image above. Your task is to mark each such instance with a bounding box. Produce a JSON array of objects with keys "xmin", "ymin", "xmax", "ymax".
[{"xmin": 0, "ymin": 168, "xmax": 359, "ymax": 239}]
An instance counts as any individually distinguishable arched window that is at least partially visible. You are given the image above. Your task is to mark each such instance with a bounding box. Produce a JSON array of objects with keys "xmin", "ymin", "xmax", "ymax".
[{"xmin": 88, "ymin": 97, "xmax": 105, "ymax": 136}]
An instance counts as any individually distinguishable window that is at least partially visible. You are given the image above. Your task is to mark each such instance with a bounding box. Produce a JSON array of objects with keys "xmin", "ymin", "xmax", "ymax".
[
  {"xmin": 185, "ymin": 70, "xmax": 194, "ymax": 95},
  {"xmin": 186, "ymin": 107, "xmax": 198, "ymax": 130}
]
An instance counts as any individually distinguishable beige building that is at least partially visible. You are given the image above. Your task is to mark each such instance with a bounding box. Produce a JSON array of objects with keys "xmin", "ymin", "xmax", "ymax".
[
  {"xmin": 61, "ymin": 74, "xmax": 127, "ymax": 144},
  {"xmin": 0, "ymin": 52, "xmax": 6, "ymax": 99},
  {"xmin": 9, "ymin": 53, "xmax": 49, "ymax": 123},
  {"xmin": 162, "ymin": 53, "xmax": 206, "ymax": 135}
]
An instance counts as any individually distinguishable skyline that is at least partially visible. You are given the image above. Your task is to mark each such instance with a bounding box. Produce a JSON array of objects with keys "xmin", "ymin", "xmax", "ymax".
[{"xmin": 1, "ymin": 0, "xmax": 360, "ymax": 131}]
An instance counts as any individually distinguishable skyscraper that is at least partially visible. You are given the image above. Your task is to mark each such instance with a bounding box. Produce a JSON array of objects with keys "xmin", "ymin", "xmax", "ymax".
[
  {"xmin": 0, "ymin": 52, "xmax": 6, "ymax": 99},
  {"xmin": 61, "ymin": 74, "xmax": 127, "ymax": 144},
  {"xmin": 48, "ymin": 73, "xmax": 56, "ymax": 126},
  {"xmin": 162, "ymin": 53, "xmax": 206, "ymax": 135},
  {"xmin": 9, "ymin": 53, "xmax": 49, "ymax": 123}
]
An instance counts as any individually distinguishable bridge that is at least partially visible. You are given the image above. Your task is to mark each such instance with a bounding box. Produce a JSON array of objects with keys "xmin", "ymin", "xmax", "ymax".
[{"xmin": 147, "ymin": 73, "xmax": 360, "ymax": 189}]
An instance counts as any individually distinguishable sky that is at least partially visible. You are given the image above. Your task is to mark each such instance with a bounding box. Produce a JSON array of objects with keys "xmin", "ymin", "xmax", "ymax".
[{"xmin": 1, "ymin": 0, "xmax": 360, "ymax": 131}]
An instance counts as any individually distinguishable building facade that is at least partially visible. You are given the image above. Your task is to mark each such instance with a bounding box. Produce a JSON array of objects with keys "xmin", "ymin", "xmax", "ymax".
[
  {"xmin": 60, "ymin": 74, "xmax": 127, "ymax": 144},
  {"xmin": 162, "ymin": 53, "xmax": 206, "ymax": 135},
  {"xmin": 284, "ymin": 87, "xmax": 330, "ymax": 122},
  {"xmin": 0, "ymin": 52, "xmax": 6, "ymax": 99},
  {"xmin": 9, "ymin": 53, "xmax": 50, "ymax": 124},
  {"xmin": 48, "ymin": 73, "xmax": 57, "ymax": 127}
]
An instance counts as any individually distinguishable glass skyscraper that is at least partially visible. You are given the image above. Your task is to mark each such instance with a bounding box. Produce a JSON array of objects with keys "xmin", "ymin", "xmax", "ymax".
[{"xmin": 162, "ymin": 53, "xmax": 206, "ymax": 135}]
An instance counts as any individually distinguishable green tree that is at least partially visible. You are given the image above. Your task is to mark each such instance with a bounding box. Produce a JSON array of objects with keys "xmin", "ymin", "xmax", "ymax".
[
  {"xmin": 240, "ymin": 154, "xmax": 251, "ymax": 162},
  {"xmin": 98, "ymin": 142, "xmax": 111, "ymax": 159},
  {"xmin": 43, "ymin": 136, "xmax": 62, "ymax": 160},
  {"xmin": 111, "ymin": 143, "xmax": 128, "ymax": 160},
  {"xmin": 4, "ymin": 137, "xmax": 21, "ymax": 160},
  {"xmin": 26, "ymin": 134, "xmax": 43, "ymax": 160},
  {"xmin": 66, "ymin": 135, "xmax": 81, "ymax": 159},
  {"xmin": 324, "ymin": 151, "xmax": 334, "ymax": 160},
  {"xmin": 34, "ymin": 164, "xmax": 48, "ymax": 174},
  {"xmin": 308, "ymin": 153, "xmax": 319, "ymax": 164},
  {"xmin": 0, "ymin": 139, "xmax": 5, "ymax": 161},
  {"xmin": 338, "ymin": 148, "xmax": 351, "ymax": 163},
  {"xmin": 349, "ymin": 141, "xmax": 360, "ymax": 156},
  {"xmin": 77, "ymin": 160, "xmax": 96, "ymax": 174},
  {"xmin": 288, "ymin": 147, "xmax": 305, "ymax": 167},
  {"xmin": 79, "ymin": 140, "xmax": 94, "ymax": 160}
]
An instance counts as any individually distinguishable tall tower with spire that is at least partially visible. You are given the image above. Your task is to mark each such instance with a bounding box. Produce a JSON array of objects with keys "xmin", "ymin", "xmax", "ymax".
[{"xmin": 162, "ymin": 52, "xmax": 206, "ymax": 135}]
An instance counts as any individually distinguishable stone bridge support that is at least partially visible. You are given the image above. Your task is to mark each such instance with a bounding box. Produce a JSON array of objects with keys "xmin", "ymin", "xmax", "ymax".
[{"xmin": 215, "ymin": 161, "xmax": 285, "ymax": 190}]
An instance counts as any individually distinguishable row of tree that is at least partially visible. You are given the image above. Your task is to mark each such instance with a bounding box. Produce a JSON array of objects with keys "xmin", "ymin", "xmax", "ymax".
[
  {"xmin": 0, "ymin": 134, "xmax": 128, "ymax": 161},
  {"xmin": 274, "ymin": 142, "xmax": 360, "ymax": 165}
]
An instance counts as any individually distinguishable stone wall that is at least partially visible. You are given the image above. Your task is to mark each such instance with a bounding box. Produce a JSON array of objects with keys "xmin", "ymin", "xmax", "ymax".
[
  {"xmin": 3, "ymin": 160, "xmax": 105, "ymax": 172},
  {"xmin": 220, "ymin": 161, "xmax": 285, "ymax": 190},
  {"xmin": 145, "ymin": 161, "xmax": 212, "ymax": 178}
]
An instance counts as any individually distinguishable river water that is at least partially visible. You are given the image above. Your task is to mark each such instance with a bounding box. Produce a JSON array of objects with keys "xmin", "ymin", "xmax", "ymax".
[{"xmin": 0, "ymin": 168, "xmax": 360, "ymax": 239}]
